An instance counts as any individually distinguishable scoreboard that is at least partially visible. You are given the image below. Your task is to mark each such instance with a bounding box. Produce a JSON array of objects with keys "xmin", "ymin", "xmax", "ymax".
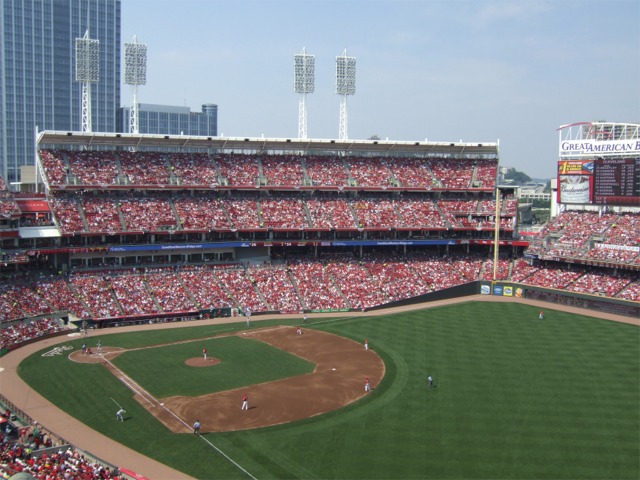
[{"xmin": 593, "ymin": 157, "xmax": 640, "ymax": 205}]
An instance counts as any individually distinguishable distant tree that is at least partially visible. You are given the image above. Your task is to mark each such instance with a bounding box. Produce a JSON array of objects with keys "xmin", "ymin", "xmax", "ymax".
[{"xmin": 503, "ymin": 168, "xmax": 531, "ymax": 184}]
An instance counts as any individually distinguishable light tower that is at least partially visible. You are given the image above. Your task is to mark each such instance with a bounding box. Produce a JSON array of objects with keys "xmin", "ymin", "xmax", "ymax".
[
  {"xmin": 124, "ymin": 36, "xmax": 148, "ymax": 134},
  {"xmin": 75, "ymin": 30, "xmax": 100, "ymax": 133},
  {"xmin": 294, "ymin": 47, "xmax": 315, "ymax": 139},
  {"xmin": 335, "ymin": 49, "xmax": 356, "ymax": 140}
]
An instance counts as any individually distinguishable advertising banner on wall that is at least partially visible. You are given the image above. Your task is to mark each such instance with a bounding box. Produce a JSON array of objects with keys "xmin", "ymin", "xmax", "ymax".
[
  {"xmin": 558, "ymin": 174, "xmax": 593, "ymax": 204},
  {"xmin": 558, "ymin": 159, "xmax": 595, "ymax": 175}
]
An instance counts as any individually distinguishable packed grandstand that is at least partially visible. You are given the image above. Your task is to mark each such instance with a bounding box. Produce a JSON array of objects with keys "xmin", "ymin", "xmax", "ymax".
[
  {"xmin": 0, "ymin": 130, "xmax": 638, "ymax": 347},
  {"xmin": 1, "ymin": 127, "xmax": 638, "ymax": 478}
]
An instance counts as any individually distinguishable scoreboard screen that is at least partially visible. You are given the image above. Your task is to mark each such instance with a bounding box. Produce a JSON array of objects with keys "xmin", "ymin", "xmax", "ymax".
[{"xmin": 593, "ymin": 157, "xmax": 640, "ymax": 205}]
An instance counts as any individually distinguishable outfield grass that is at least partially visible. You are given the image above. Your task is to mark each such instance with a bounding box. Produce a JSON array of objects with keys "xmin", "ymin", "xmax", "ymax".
[{"xmin": 18, "ymin": 302, "xmax": 640, "ymax": 479}]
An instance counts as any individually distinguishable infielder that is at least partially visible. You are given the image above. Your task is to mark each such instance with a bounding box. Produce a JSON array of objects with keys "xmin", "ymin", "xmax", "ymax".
[
  {"xmin": 365, "ymin": 377, "xmax": 371, "ymax": 392},
  {"xmin": 193, "ymin": 419, "xmax": 201, "ymax": 435},
  {"xmin": 364, "ymin": 338, "xmax": 369, "ymax": 351},
  {"xmin": 241, "ymin": 393, "xmax": 249, "ymax": 411},
  {"xmin": 203, "ymin": 347, "xmax": 207, "ymax": 360},
  {"xmin": 116, "ymin": 408, "xmax": 126, "ymax": 421}
]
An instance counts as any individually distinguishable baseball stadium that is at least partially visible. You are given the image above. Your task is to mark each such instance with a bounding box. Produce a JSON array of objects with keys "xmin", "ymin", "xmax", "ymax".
[{"xmin": 0, "ymin": 120, "xmax": 638, "ymax": 479}]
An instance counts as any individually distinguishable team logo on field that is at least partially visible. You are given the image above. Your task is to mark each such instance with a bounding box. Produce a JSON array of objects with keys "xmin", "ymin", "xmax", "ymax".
[{"xmin": 42, "ymin": 345, "xmax": 73, "ymax": 357}]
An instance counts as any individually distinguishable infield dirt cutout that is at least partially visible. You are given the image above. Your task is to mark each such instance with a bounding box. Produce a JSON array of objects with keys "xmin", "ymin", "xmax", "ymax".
[{"xmin": 69, "ymin": 326, "xmax": 385, "ymax": 433}]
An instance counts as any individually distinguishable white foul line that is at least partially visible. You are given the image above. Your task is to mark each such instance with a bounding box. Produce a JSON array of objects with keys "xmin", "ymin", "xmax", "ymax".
[{"xmin": 100, "ymin": 356, "xmax": 257, "ymax": 479}]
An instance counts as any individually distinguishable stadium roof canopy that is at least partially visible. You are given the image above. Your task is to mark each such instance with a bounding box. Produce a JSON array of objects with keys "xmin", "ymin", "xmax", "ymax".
[{"xmin": 37, "ymin": 131, "xmax": 499, "ymax": 158}]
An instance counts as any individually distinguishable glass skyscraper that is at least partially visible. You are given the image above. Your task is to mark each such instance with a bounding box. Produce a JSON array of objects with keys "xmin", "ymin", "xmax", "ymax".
[{"xmin": 0, "ymin": 0, "xmax": 121, "ymax": 184}]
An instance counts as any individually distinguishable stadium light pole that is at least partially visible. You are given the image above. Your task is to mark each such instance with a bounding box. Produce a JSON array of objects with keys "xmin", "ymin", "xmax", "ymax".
[
  {"xmin": 336, "ymin": 49, "xmax": 356, "ymax": 141},
  {"xmin": 294, "ymin": 47, "xmax": 315, "ymax": 139},
  {"xmin": 75, "ymin": 30, "xmax": 100, "ymax": 133},
  {"xmin": 124, "ymin": 36, "xmax": 147, "ymax": 135}
]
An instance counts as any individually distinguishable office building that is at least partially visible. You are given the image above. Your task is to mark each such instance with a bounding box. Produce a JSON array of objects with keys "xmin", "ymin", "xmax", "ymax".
[
  {"xmin": 118, "ymin": 103, "xmax": 218, "ymax": 137},
  {"xmin": 0, "ymin": 0, "xmax": 121, "ymax": 184}
]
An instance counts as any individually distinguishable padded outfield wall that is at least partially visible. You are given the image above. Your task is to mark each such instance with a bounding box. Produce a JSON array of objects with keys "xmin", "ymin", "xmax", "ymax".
[{"xmin": 371, "ymin": 281, "xmax": 639, "ymax": 319}]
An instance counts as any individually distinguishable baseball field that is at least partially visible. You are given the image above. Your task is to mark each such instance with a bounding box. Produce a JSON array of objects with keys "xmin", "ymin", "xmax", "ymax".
[{"xmin": 13, "ymin": 300, "xmax": 640, "ymax": 479}]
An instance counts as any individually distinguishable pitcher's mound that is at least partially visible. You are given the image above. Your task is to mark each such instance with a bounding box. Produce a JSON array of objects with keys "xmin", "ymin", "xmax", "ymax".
[{"xmin": 186, "ymin": 357, "xmax": 220, "ymax": 367}]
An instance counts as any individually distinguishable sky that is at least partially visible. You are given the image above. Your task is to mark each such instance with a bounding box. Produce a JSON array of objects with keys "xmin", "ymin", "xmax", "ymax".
[{"xmin": 121, "ymin": 0, "xmax": 640, "ymax": 180}]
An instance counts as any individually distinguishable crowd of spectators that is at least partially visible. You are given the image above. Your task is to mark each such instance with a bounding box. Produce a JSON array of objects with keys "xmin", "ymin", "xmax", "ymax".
[
  {"xmin": 68, "ymin": 151, "xmax": 120, "ymax": 186},
  {"xmin": 215, "ymin": 153, "xmax": 260, "ymax": 187},
  {"xmin": 119, "ymin": 195, "xmax": 178, "ymax": 232},
  {"xmin": 429, "ymin": 158, "xmax": 474, "ymax": 189},
  {"xmin": 0, "ymin": 411, "xmax": 121, "ymax": 479},
  {"xmin": 0, "ymin": 317, "xmax": 65, "ymax": 351},
  {"xmin": 69, "ymin": 274, "xmax": 122, "ymax": 319},
  {"xmin": 305, "ymin": 196, "xmax": 356, "ymax": 229},
  {"xmin": 82, "ymin": 195, "xmax": 124, "ymax": 233},
  {"xmin": 304, "ymin": 156, "xmax": 350, "ymax": 187},
  {"xmin": 510, "ymin": 262, "xmax": 585, "ymax": 290},
  {"xmin": 258, "ymin": 196, "xmax": 308, "ymax": 229},
  {"xmin": 565, "ymin": 270, "xmax": 636, "ymax": 298},
  {"xmin": 285, "ymin": 259, "xmax": 349, "ymax": 311},
  {"xmin": 1, "ymin": 254, "xmax": 637, "ymax": 324},
  {"xmin": 173, "ymin": 195, "xmax": 232, "ymax": 231},
  {"xmin": 45, "ymin": 191, "xmax": 519, "ymax": 234},
  {"xmin": 42, "ymin": 192, "xmax": 522, "ymax": 235},
  {"xmin": 351, "ymin": 197, "xmax": 398, "ymax": 229},
  {"xmin": 169, "ymin": 153, "xmax": 219, "ymax": 187},
  {"xmin": 0, "ymin": 199, "xmax": 20, "ymax": 219},
  {"xmin": 474, "ymin": 159, "xmax": 498, "ymax": 188},
  {"xmin": 0, "ymin": 175, "xmax": 20, "ymax": 219},
  {"xmin": 323, "ymin": 257, "xmax": 389, "ymax": 310},
  {"xmin": 0, "ymin": 281, "xmax": 54, "ymax": 320},
  {"xmin": 386, "ymin": 157, "xmax": 437, "ymax": 188},
  {"xmin": 38, "ymin": 150, "xmax": 498, "ymax": 190},
  {"xmin": 261, "ymin": 155, "xmax": 305, "ymax": 187},
  {"xmin": 395, "ymin": 197, "xmax": 447, "ymax": 229},
  {"xmin": 248, "ymin": 265, "xmax": 302, "ymax": 312},
  {"xmin": 346, "ymin": 157, "xmax": 392, "ymax": 188},
  {"xmin": 119, "ymin": 152, "xmax": 170, "ymax": 186},
  {"xmin": 214, "ymin": 268, "xmax": 267, "ymax": 312},
  {"xmin": 178, "ymin": 266, "xmax": 233, "ymax": 310},
  {"xmin": 524, "ymin": 210, "xmax": 640, "ymax": 266},
  {"xmin": 144, "ymin": 269, "xmax": 196, "ymax": 314}
]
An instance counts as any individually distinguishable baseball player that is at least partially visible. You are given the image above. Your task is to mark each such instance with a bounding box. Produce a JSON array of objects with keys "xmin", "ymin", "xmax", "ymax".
[
  {"xmin": 245, "ymin": 307, "xmax": 251, "ymax": 327},
  {"xmin": 193, "ymin": 419, "xmax": 201, "ymax": 435},
  {"xmin": 241, "ymin": 393, "xmax": 249, "ymax": 411},
  {"xmin": 203, "ymin": 347, "xmax": 207, "ymax": 360},
  {"xmin": 427, "ymin": 375, "xmax": 433, "ymax": 388},
  {"xmin": 364, "ymin": 338, "xmax": 369, "ymax": 351},
  {"xmin": 116, "ymin": 408, "xmax": 125, "ymax": 421},
  {"xmin": 365, "ymin": 377, "xmax": 371, "ymax": 392},
  {"xmin": 303, "ymin": 313, "xmax": 308, "ymax": 324},
  {"xmin": 539, "ymin": 310, "xmax": 544, "ymax": 320}
]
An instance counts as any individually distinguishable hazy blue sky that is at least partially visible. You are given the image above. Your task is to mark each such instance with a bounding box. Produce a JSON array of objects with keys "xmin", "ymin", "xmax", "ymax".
[{"xmin": 121, "ymin": 0, "xmax": 639, "ymax": 179}]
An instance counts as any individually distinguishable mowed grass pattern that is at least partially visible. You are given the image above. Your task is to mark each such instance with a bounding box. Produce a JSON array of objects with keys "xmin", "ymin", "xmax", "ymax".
[{"xmin": 18, "ymin": 302, "xmax": 639, "ymax": 479}]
